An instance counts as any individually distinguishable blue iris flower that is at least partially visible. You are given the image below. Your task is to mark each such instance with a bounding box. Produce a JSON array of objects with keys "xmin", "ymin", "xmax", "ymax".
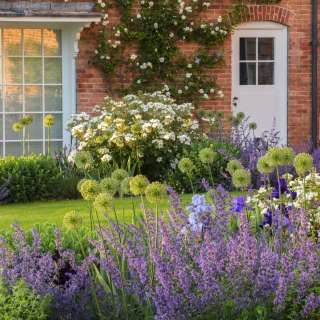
[{"xmin": 231, "ymin": 196, "xmax": 246, "ymax": 213}]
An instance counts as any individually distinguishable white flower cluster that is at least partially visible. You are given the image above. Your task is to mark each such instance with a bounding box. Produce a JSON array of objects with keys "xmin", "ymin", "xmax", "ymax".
[{"xmin": 68, "ymin": 92, "xmax": 202, "ymax": 164}]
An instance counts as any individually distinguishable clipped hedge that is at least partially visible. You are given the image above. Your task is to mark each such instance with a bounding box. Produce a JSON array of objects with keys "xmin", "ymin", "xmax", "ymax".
[{"xmin": 0, "ymin": 155, "xmax": 74, "ymax": 203}]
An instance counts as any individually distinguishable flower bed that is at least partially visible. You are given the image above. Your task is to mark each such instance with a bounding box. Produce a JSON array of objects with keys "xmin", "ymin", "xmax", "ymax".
[{"xmin": 1, "ymin": 147, "xmax": 320, "ymax": 319}]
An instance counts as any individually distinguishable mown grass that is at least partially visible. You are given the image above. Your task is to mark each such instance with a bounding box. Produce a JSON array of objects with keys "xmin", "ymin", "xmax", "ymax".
[{"xmin": 0, "ymin": 194, "xmax": 194, "ymax": 231}]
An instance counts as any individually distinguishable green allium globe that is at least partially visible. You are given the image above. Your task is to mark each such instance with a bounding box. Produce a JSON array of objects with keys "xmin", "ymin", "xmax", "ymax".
[
  {"xmin": 111, "ymin": 169, "xmax": 129, "ymax": 183},
  {"xmin": 294, "ymin": 153, "xmax": 313, "ymax": 176},
  {"xmin": 232, "ymin": 169, "xmax": 251, "ymax": 189},
  {"xmin": 249, "ymin": 122, "xmax": 257, "ymax": 130},
  {"xmin": 145, "ymin": 182, "xmax": 167, "ymax": 204},
  {"xmin": 94, "ymin": 192, "xmax": 113, "ymax": 214},
  {"xmin": 279, "ymin": 147, "xmax": 294, "ymax": 166},
  {"xmin": 12, "ymin": 122, "xmax": 23, "ymax": 133},
  {"xmin": 43, "ymin": 114, "xmax": 55, "ymax": 128},
  {"xmin": 79, "ymin": 179, "xmax": 100, "ymax": 201},
  {"xmin": 20, "ymin": 115, "xmax": 33, "ymax": 126},
  {"xmin": 63, "ymin": 210, "xmax": 83, "ymax": 230},
  {"xmin": 266, "ymin": 147, "xmax": 283, "ymax": 167},
  {"xmin": 199, "ymin": 148, "xmax": 217, "ymax": 165},
  {"xmin": 226, "ymin": 159, "xmax": 243, "ymax": 175},
  {"xmin": 120, "ymin": 177, "xmax": 132, "ymax": 196},
  {"xmin": 178, "ymin": 158, "xmax": 195, "ymax": 176},
  {"xmin": 129, "ymin": 175, "xmax": 150, "ymax": 196},
  {"xmin": 100, "ymin": 177, "xmax": 119, "ymax": 196},
  {"xmin": 257, "ymin": 155, "xmax": 274, "ymax": 175},
  {"xmin": 74, "ymin": 151, "xmax": 94, "ymax": 170}
]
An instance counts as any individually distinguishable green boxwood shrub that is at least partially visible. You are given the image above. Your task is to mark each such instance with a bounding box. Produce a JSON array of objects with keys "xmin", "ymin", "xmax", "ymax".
[{"xmin": 0, "ymin": 155, "xmax": 79, "ymax": 203}]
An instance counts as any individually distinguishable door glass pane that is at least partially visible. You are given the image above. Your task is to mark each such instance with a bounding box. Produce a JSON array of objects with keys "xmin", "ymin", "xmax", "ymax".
[
  {"xmin": 45, "ymin": 86, "xmax": 62, "ymax": 111},
  {"xmin": 5, "ymin": 86, "xmax": 23, "ymax": 112},
  {"xmin": 258, "ymin": 62, "xmax": 274, "ymax": 85},
  {"xmin": 0, "ymin": 115, "xmax": 3, "ymax": 140},
  {"xmin": 240, "ymin": 62, "xmax": 256, "ymax": 85},
  {"xmin": 0, "ymin": 88, "xmax": 3, "ymax": 112},
  {"xmin": 44, "ymin": 58, "xmax": 62, "ymax": 84},
  {"xmin": 258, "ymin": 38, "xmax": 274, "ymax": 60},
  {"xmin": 25, "ymin": 58, "xmax": 42, "ymax": 84},
  {"xmin": 24, "ymin": 29, "xmax": 42, "ymax": 56},
  {"xmin": 5, "ymin": 58, "xmax": 22, "ymax": 84},
  {"xmin": 25, "ymin": 86, "xmax": 42, "ymax": 111},
  {"xmin": 240, "ymin": 38, "xmax": 256, "ymax": 60},
  {"xmin": 44, "ymin": 30, "xmax": 61, "ymax": 56},
  {"xmin": 4, "ymin": 29, "xmax": 22, "ymax": 56},
  {"xmin": 5, "ymin": 114, "xmax": 23, "ymax": 140}
]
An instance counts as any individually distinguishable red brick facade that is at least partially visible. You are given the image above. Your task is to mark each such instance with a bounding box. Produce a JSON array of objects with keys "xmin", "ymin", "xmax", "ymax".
[{"xmin": 75, "ymin": 0, "xmax": 318, "ymax": 146}]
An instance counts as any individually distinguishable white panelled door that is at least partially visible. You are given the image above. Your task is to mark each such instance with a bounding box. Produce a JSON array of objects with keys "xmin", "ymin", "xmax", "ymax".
[{"xmin": 232, "ymin": 22, "xmax": 288, "ymax": 144}]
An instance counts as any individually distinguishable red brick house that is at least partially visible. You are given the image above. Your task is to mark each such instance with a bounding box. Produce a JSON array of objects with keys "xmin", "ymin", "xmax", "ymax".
[{"xmin": 0, "ymin": 0, "xmax": 318, "ymax": 156}]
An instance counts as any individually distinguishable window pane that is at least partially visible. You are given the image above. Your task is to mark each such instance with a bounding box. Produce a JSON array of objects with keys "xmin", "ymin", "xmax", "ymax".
[
  {"xmin": 240, "ymin": 62, "xmax": 256, "ymax": 85},
  {"xmin": 45, "ymin": 141, "xmax": 63, "ymax": 156},
  {"xmin": 24, "ymin": 29, "xmax": 42, "ymax": 56},
  {"xmin": 0, "ymin": 87, "xmax": 3, "ymax": 112},
  {"xmin": 25, "ymin": 113, "xmax": 43, "ymax": 139},
  {"xmin": 5, "ymin": 114, "xmax": 23, "ymax": 140},
  {"xmin": 45, "ymin": 114, "xmax": 62, "ymax": 139},
  {"xmin": 4, "ymin": 29, "xmax": 22, "ymax": 56},
  {"xmin": 258, "ymin": 38, "xmax": 274, "ymax": 60},
  {"xmin": 0, "ymin": 115, "xmax": 3, "ymax": 140},
  {"xmin": 25, "ymin": 86, "xmax": 42, "ymax": 112},
  {"xmin": 45, "ymin": 86, "xmax": 62, "ymax": 111},
  {"xmin": 5, "ymin": 86, "xmax": 23, "ymax": 112},
  {"xmin": 240, "ymin": 38, "xmax": 256, "ymax": 60},
  {"xmin": 44, "ymin": 30, "xmax": 61, "ymax": 56},
  {"xmin": 44, "ymin": 58, "xmax": 62, "ymax": 84},
  {"xmin": 258, "ymin": 62, "xmax": 274, "ymax": 85},
  {"xmin": 26, "ymin": 141, "xmax": 43, "ymax": 155},
  {"xmin": 5, "ymin": 58, "xmax": 22, "ymax": 84},
  {"xmin": 5, "ymin": 142, "xmax": 22, "ymax": 156},
  {"xmin": 25, "ymin": 58, "xmax": 42, "ymax": 84}
]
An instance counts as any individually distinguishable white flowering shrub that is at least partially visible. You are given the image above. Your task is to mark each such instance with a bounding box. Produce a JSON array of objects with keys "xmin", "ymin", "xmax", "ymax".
[{"xmin": 68, "ymin": 92, "xmax": 202, "ymax": 179}]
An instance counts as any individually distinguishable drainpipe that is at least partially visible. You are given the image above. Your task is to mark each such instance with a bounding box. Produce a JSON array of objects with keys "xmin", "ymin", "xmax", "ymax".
[{"xmin": 311, "ymin": 0, "xmax": 318, "ymax": 150}]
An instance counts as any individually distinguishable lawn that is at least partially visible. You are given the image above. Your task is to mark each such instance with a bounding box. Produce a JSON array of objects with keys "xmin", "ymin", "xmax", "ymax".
[{"xmin": 0, "ymin": 194, "xmax": 194, "ymax": 231}]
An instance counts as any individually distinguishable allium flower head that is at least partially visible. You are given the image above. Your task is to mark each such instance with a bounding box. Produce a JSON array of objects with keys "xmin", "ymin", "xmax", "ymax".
[
  {"xmin": 257, "ymin": 155, "xmax": 274, "ymax": 175},
  {"xmin": 266, "ymin": 147, "xmax": 283, "ymax": 167},
  {"xmin": 77, "ymin": 178, "xmax": 89, "ymax": 192},
  {"xmin": 20, "ymin": 115, "xmax": 33, "ymax": 126},
  {"xmin": 294, "ymin": 153, "xmax": 313, "ymax": 176},
  {"xmin": 120, "ymin": 177, "xmax": 132, "ymax": 196},
  {"xmin": 129, "ymin": 175, "xmax": 149, "ymax": 196},
  {"xmin": 74, "ymin": 151, "xmax": 94, "ymax": 170},
  {"xmin": 94, "ymin": 192, "xmax": 113, "ymax": 214},
  {"xmin": 249, "ymin": 122, "xmax": 257, "ymax": 130},
  {"xmin": 12, "ymin": 122, "xmax": 23, "ymax": 133},
  {"xmin": 100, "ymin": 177, "xmax": 119, "ymax": 196},
  {"xmin": 43, "ymin": 114, "xmax": 55, "ymax": 128},
  {"xmin": 111, "ymin": 169, "xmax": 129, "ymax": 183},
  {"xmin": 145, "ymin": 182, "xmax": 167, "ymax": 204},
  {"xmin": 178, "ymin": 157, "xmax": 195, "ymax": 176},
  {"xmin": 226, "ymin": 159, "xmax": 243, "ymax": 175},
  {"xmin": 63, "ymin": 210, "xmax": 83, "ymax": 230},
  {"xmin": 279, "ymin": 147, "xmax": 294, "ymax": 166},
  {"xmin": 232, "ymin": 169, "xmax": 251, "ymax": 189},
  {"xmin": 199, "ymin": 148, "xmax": 217, "ymax": 165},
  {"xmin": 79, "ymin": 179, "xmax": 100, "ymax": 201}
]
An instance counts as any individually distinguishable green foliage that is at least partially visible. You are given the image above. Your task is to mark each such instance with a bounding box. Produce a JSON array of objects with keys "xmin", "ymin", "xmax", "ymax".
[
  {"xmin": 166, "ymin": 139, "xmax": 239, "ymax": 192},
  {"xmin": 0, "ymin": 279, "xmax": 52, "ymax": 320},
  {"xmin": 0, "ymin": 155, "xmax": 65, "ymax": 203}
]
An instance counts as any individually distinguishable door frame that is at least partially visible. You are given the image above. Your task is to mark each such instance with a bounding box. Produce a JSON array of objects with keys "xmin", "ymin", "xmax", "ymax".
[{"xmin": 231, "ymin": 21, "xmax": 288, "ymax": 144}]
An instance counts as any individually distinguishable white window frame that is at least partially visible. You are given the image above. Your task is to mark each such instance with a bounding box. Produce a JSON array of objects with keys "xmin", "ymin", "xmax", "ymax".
[{"xmin": 0, "ymin": 17, "xmax": 101, "ymax": 154}]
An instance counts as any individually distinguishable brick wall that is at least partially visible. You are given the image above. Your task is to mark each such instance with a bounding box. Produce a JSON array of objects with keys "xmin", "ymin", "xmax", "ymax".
[{"xmin": 76, "ymin": 0, "xmax": 315, "ymax": 147}]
